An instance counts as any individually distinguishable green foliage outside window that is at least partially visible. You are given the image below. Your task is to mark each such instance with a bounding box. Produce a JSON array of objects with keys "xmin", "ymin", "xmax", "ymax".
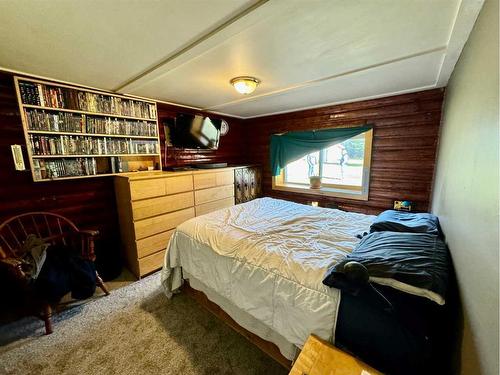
[{"xmin": 344, "ymin": 139, "xmax": 365, "ymax": 160}]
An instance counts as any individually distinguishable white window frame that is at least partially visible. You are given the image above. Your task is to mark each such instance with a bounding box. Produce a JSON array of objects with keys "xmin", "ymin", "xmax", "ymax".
[{"xmin": 272, "ymin": 129, "xmax": 373, "ymax": 201}]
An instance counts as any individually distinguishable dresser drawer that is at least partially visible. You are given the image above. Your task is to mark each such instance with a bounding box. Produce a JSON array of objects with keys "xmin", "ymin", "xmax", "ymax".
[
  {"xmin": 132, "ymin": 191, "xmax": 194, "ymax": 220},
  {"xmin": 194, "ymin": 185, "xmax": 234, "ymax": 205},
  {"xmin": 130, "ymin": 178, "xmax": 166, "ymax": 200},
  {"xmin": 138, "ymin": 249, "xmax": 166, "ymax": 276},
  {"xmin": 136, "ymin": 229, "xmax": 175, "ymax": 258},
  {"xmin": 193, "ymin": 173, "xmax": 217, "ymax": 190},
  {"xmin": 194, "ymin": 170, "xmax": 234, "ymax": 190},
  {"xmin": 195, "ymin": 196, "xmax": 234, "ymax": 216},
  {"xmin": 134, "ymin": 207, "xmax": 195, "ymax": 239},
  {"xmin": 216, "ymin": 170, "xmax": 234, "ymax": 186},
  {"xmin": 165, "ymin": 175, "xmax": 193, "ymax": 195}
]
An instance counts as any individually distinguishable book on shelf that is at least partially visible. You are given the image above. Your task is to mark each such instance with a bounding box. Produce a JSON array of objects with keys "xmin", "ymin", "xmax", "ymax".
[
  {"xmin": 110, "ymin": 157, "xmax": 124, "ymax": 174},
  {"xmin": 18, "ymin": 80, "xmax": 157, "ymax": 120},
  {"xmin": 19, "ymin": 82, "xmax": 41, "ymax": 106}
]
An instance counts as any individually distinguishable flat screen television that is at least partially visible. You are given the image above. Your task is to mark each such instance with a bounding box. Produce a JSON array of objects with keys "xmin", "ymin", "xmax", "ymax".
[{"xmin": 168, "ymin": 114, "xmax": 221, "ymax": 150}]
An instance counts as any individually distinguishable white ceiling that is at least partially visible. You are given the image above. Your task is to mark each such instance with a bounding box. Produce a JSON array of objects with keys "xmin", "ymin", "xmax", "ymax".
[{"xmin": 0, "ymin": 0, "xmax": 484, "ymax": 119}]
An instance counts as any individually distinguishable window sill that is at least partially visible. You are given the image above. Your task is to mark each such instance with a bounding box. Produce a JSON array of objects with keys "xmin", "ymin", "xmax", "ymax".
[{"xmin": 272, "ymin": 182, "xmax": 368, "ymax": 201}]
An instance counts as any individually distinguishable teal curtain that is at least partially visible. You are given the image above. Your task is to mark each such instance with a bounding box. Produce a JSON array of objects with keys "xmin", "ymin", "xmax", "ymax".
[{"xmin": 270, "ymin": 125, "xmax": 372, "ymax": 176}]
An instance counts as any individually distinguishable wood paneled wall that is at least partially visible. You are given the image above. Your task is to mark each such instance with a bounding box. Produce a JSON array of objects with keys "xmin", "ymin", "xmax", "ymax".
[
  {"xmin": 244, "ymin": 89, "xmax": 444, "ymax": 214},
  {"xmin": 157, "ymin": 103, "xmax": 248, "ymax": 167}
]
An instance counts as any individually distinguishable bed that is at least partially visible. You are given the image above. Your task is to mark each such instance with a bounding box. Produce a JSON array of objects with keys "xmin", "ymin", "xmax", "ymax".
[
  {"xmin": 161, "ymin": 197, "xmax": 374, "ymax": 359},
  {"xmin": 161, "ymin": 197, "xmax": 452, "ymax": 374}
]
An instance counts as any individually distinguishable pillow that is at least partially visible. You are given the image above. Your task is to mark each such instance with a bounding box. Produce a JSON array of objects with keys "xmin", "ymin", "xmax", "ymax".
[
  {"xmin": 370, "ymin": 210, "xmax": 441, "ymax": 236},
  {"xmin": 323, "ymin": 231, "xmax": 450, "ymax": 305}
]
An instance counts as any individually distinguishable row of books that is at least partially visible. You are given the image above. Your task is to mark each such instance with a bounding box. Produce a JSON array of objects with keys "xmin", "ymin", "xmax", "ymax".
[
  {"xmin": 26, "ymin": 109, "xmax": 84, "ymax": 133},
  {"xmin": 86, "ymin": 116, "xmax": 157, "ymax": 136},
  {"xmin": 30, "ymin": 135, "xmax": 160, "ymax": 156},
  {"xmin": 19, "ymin": 81, "xmax": 157, "ymax": 119},
  {"xmin": 25, "ymin": 109, "xmax": 158, "ymax": 136},
  {"xmin": 33, "ymin": 158, "xmax": 97, "ymax": 180}
]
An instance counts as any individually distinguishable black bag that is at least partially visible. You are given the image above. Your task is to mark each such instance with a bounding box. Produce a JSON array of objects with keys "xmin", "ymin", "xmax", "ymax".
[
  {"xmin": 68, "ymin": 255, "xmax": 96, "ymax": 300},
  {"xmin": 35, "ymin": 246, "xmax": 71, "ymax": 304},
  {"xmin": 35, "ymin": 244, "xmax": 96, "ymax": 303}
]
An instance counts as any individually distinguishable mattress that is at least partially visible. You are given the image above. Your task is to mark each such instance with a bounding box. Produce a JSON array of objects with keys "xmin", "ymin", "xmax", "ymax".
[
  {"xmin": 161, "ymin": 197, "xmax": 374, "ymax": 357},
  {"xmin": 185, "ymin": 271, "xmax": 298, "ymax": 360}
]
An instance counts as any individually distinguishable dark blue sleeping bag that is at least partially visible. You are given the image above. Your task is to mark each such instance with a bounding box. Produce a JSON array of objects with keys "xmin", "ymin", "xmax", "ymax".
[{"xmin": 335, "ymin": 284, "xmax": 451, "ymax": 375}]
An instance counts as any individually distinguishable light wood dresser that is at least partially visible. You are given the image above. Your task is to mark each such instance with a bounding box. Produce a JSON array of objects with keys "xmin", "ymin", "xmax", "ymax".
[{"xmin": 114, "ymin": 167, "xmax": 240, "ymax": 278}]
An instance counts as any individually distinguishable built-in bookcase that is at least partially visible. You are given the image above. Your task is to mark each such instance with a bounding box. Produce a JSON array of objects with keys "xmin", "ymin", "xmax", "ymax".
[{"xmin": 14, "ymin": 76, "xmax": 162, "ymax": 182}]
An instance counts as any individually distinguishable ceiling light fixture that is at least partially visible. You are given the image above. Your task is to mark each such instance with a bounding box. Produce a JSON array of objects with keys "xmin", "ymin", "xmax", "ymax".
[{"xmin": 230, "ymin": 76, "xmax": 260, "ymax": 95}]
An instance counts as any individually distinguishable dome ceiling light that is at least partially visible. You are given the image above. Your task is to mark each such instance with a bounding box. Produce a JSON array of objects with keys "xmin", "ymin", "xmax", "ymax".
[{"xmin": 230, "ymin": 76, "xmax": 260, "ymax": 95}]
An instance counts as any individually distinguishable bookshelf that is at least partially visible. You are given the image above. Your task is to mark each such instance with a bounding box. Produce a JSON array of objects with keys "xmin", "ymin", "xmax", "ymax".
[{"xmin": 14, "ymin": 76, "xmax": 162, "ymax": 182}]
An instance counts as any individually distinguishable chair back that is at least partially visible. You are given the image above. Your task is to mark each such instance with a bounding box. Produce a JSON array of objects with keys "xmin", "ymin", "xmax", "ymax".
[{"xmin": 0, "ymin": 212, "xmax": 79, "ymax": 258}]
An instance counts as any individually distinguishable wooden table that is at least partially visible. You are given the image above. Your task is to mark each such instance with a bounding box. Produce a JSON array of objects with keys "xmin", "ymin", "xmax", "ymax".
[{"xmin": 289, "ymin": 335, "xmax": 382, "ymax": 375}]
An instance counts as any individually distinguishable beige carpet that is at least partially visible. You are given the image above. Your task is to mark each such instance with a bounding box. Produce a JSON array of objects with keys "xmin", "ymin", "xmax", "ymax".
[{"xmin": 0, "ymin": 272, "xmax": 287, "ymax": 375}]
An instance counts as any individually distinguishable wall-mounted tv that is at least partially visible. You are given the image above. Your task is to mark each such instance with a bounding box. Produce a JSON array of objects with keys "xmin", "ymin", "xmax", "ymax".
[{"xmin": 167, "ymin": 114, "xmax": 221, "ymax": 150}]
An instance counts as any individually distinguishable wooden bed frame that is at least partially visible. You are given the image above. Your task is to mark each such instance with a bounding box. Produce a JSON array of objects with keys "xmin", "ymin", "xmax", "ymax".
[{"xmin": 182, "ymin": 282, "xmax": 293, "ymax": 369}]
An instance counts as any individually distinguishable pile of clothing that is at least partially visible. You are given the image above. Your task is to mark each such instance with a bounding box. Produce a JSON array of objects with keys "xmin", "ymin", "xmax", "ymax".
[{"xmin": 21, "ymin": 234, "xmax": 97, "ymax": 303}]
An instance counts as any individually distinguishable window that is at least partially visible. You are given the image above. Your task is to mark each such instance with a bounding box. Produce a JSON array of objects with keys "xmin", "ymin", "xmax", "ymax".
[{"xmin": 273, "ymin": 129, "xmax": 373, "ymax": 200}]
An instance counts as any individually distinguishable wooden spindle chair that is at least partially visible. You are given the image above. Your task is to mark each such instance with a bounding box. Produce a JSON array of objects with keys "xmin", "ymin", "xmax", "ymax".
[{"xmin": 0, "ymin": 212, "xmax": 109, "ymax": 334}]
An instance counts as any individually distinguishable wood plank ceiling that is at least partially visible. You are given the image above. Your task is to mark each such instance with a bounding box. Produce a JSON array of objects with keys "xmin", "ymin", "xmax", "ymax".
[{"xmin": 0, "ymin": 0, "xmax": 484, "ymax": 119}]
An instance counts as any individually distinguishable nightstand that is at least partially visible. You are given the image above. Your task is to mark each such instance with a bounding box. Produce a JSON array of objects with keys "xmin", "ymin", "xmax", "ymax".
[{"xmin": 289, "ymin": 335, "xmax": 382, "ymax": 375}]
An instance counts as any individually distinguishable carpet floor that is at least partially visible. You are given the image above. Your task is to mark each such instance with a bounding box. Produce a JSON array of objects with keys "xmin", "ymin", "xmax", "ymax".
[{"xmin": 0, "ymin": 272, "xmax": 287, "ymax": 375}]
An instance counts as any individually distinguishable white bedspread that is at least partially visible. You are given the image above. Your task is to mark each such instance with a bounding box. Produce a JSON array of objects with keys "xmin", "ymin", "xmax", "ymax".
[{"xmin": 161, "ymin": 197, "xmax": 374, "ymax": 350}]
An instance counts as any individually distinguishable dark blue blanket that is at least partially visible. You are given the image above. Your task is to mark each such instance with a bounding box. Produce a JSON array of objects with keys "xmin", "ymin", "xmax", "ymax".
[
  {"xmin": 370, "ymin": 210, "xmax": 442, "ymax": 236},
  {"xmin": 324, "ymin": 232, "xmax": 450, "ymax": 303}
]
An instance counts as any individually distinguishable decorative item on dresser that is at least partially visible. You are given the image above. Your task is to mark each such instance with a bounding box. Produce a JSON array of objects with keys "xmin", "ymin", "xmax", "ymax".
[
  {"xmin": 234, "ymin": 166, "xmax": 262, "ymax": 204},
  {"xmin": 115, "ymin": 167, "xmax": 263, "ymax": 278},
  {"xmin": 13, "ymin": 76, "xmax": 161, "ymax": 181}
]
